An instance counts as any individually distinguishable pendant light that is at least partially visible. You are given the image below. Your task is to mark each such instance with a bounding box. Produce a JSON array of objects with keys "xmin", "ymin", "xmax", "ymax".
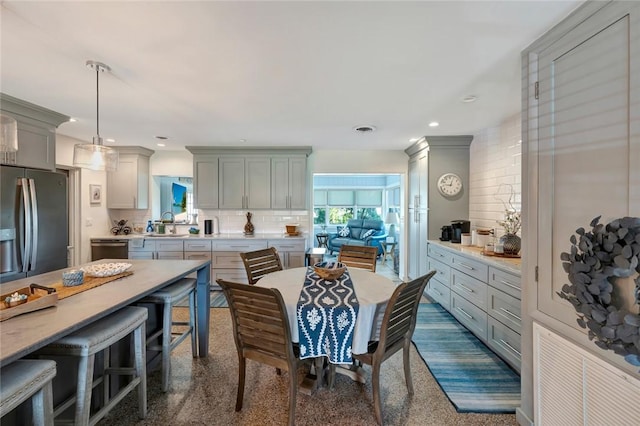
[{"xmin": 73, "ymin": 60, "xmax": 118, "ymax": 171}]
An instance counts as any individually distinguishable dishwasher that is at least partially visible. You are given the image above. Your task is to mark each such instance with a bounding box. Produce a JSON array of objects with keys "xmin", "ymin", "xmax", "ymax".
[{"xmin": 91, "ymin": 239, "xmax": 129, "ymax": 261}]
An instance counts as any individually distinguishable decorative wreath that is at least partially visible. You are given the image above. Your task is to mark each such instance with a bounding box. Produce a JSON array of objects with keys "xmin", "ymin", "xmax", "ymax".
[{"xmin": 558, "ymin": 216, "xmax": 640, "ymax": 367}]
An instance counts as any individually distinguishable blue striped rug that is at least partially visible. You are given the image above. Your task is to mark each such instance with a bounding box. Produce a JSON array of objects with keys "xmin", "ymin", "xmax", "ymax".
[
  {"xmin": 210, "ymin": 291, "xmax": 228, "ymax": 308},
  {"xmin": 412, "ymin": 303, "xmax": 521, "ymax": 413},
  {"xmin": 175, "ymin": 291, "xmax": 228, "ymax": 308}
]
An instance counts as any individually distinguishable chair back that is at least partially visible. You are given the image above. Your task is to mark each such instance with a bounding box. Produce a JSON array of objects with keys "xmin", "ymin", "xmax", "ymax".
[
  {"xmin": 239, "ymin": 247, "xmax": 283, "ymax": 284},
  {"xmin": 338, "ymin": 244, "xmax": 378, "ymax": 272},
  {"xmin": 376, "ymin": 271, "xmax": 436, "ymax": 355},
  {"xmin": 217, "ymin": 279, "xmax": 296, "ymax": 370}
]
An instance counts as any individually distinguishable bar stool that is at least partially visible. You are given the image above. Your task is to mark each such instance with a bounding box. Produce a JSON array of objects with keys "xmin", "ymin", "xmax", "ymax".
[
  {"xmin": 35, "ymin": 306, "xmax": 147, "ymax": 425},
  {"xmin": 1, "ymin": 359, "xmax": 56, "ymax": 426},
  {"xmin": 139, "ymin": 278, "xmax": 197, "ymax": 392}
]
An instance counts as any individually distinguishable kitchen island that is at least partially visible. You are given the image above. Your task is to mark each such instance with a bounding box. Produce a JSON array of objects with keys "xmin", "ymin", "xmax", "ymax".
[{"xmin": 0, "ymin": 258, "xmax": 211, "ymax": 367}]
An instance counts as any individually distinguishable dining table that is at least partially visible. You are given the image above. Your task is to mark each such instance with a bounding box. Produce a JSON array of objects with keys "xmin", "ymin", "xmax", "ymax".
[
  {"xmin": 257, "ymin": 266, "xmax": 397, "ymax": 357},
  {"xmin": 0, "ymin": 258, "xmax": 211, "ymax": 367}
]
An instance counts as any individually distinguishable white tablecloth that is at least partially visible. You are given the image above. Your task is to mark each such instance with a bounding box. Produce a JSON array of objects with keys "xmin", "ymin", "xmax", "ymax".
[{"xmin": 257, "ymin": 267, "xmax": 397, "ymax": 355}]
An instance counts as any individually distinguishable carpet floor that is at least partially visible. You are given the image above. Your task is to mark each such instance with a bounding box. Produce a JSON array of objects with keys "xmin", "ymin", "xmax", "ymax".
[
  {"xmin": 413, "ymin": 303, "xmax": 521, "ymax": 413},
  {"xmin": 98, "ymin": 308, "xmax": 517, "ymax": 426}
]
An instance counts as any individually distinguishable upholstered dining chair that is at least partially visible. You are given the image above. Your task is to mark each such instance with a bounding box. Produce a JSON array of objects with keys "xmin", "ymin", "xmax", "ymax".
[
  {"xmin": 240, "ymin": 247, "xmax": 283, "ymax": 284},
  {"xmin": 338, "ymin": 244, "xmax": 378, "ymax": 272},
  {"xmin": 216, "ymin": 278, "xmax": 302, "ymax": 426},
  {"xmin": 349, "ymin": 271, "xmax": 436, "ymax": 425}
]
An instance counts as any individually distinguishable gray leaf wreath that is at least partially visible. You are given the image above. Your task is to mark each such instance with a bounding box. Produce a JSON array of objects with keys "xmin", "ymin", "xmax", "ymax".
[{"xmin": 558, "ymin": 216, "xmax": 640, "ymax": 367}]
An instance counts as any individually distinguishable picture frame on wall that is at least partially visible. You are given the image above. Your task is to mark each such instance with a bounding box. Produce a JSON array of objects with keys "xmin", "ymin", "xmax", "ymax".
[{"xmin": 90, "ymin": 184, "xmax": 102, "ymax": 205}]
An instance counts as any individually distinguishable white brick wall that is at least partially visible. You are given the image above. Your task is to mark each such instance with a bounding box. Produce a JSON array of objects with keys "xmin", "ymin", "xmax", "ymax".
[{"xmin": 469, "ymin": 113, "xmax": 522, "ymax": 236}]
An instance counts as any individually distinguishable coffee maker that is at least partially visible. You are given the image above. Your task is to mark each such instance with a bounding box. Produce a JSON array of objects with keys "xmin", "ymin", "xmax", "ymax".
[{"xmin": 450, "ymin": 220, "xmax": 471, "ymax": 243}]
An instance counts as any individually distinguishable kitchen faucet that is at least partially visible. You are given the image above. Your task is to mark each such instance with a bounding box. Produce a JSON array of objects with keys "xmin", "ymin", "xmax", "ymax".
[{"xmin": 161, "ymin": 211, "xmax": 176, "ymax": 234}]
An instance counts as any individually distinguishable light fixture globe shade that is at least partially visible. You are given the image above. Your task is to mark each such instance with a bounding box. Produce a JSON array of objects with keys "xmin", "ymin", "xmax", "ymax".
[{"xmin": 73, "ymin": 143, "xmax": 118, "ymax": 171}]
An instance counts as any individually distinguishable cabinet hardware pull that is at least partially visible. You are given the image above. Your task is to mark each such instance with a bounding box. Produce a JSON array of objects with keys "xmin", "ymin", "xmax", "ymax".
[
  {"xmin": 499, "ymin": 280, "xmax": 520, "ymax": 291},
  {"xmin": 456, "ymin": 307, "xmax": 473, "ymax": 320},
  {"xmin": 499, "ymin": 339, "xmax": 521, "ymax": 357},
  {"xmin": 458, "ymin": 283, "xmax": 474, "ymax": 293},
  {"xmin": 499, "ymin": 307, "xmax": 521, "ymax": 321},
  {"xmin": 458, "ymin": 262, "xmax": 475, "ymax": 271},
  {"xmin": 190, "ymin": 245, "xmax": 208, "ymax": 249},
  {"xmin": 434, "ymin": 289, "xmax": 442, "ymax": 296}
]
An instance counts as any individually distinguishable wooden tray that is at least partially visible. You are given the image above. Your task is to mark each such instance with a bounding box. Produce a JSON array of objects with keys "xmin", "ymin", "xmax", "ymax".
[
  {"xmin": 481, "ymin": 250, "xmax": 521, "ymax": 258},
  {"xmin": 49, "ymin": 271, "xmax": 134, "ymax": 300},
  {"xmin": 1, "ymin": 284, "xmax": 58, "ymax": 321}
]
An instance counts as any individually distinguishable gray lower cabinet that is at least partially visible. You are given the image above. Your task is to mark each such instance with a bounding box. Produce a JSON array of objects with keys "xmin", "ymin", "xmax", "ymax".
[
  {"xmin": 128, "ymin": 239, "xmax": 183, "ymax": 259},
  {"xmin": 268, "ymin": 239, "xmax": 305, "ymax": 269},
  {"xmin": 129, "ymin": 237, "xmax": 307, "ymax": 289},
  {"xmin": 426, "ymin": 241, "xmax": 522, "ymax": 372}
]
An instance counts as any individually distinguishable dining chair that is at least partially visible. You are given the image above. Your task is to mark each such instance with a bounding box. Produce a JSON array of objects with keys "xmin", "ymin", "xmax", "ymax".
[
  {"xmin": 216, "ymin": 278, "xmax": 301, "ymax": 426},
  {"xmin": 239, "ymin": 247, "xmax": 283, "ymax": 284},
  {"xmin": 338, "ymin": 244, "xmax": 378, "ymax": 272},
  {"xmin": 349, "ymin": 271, "xmax": 436, "ymax": 425}
]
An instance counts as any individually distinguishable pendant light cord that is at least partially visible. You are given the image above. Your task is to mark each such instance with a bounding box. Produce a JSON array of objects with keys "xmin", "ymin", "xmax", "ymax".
[{"xmin": 95, "ymin": 64, "xmax": 100, "ymax": 139}]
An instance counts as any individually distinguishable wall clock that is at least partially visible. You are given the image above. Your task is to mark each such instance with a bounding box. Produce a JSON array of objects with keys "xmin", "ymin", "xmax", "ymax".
[{"xmin": 437, "ymin": 173, "xmax": 463, "ymax": 197}]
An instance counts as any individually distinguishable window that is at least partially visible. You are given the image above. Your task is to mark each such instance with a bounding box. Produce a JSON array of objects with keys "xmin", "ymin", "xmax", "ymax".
[{"xmin": 314, "ymin": 189, "xmax": 382, "ymax": 226}]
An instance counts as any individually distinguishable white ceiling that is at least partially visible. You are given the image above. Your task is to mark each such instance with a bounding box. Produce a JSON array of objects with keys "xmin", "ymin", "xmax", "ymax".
[{"xmin": 1, "ymin": 1, "xmax": 581, "ymax": 153}]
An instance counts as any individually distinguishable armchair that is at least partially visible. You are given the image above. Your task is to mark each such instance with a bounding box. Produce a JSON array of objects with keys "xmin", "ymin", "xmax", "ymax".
[{"xmin": 327, "ymin": 219, "xmax": 387, "ymax": 255}]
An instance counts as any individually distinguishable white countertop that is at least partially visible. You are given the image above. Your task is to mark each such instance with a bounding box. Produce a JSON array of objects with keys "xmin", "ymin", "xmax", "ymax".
[
  {"xmin": 428, "ymin": 239, "xmax": 521, "ymax": 275},
  {"xmin": 91, "ymin": 233, "xmax": 308, "ymax": 240}
]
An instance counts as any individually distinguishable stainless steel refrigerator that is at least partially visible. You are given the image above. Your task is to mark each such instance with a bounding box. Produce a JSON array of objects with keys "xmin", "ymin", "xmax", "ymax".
[{"xmin": 0, "ymin": 165, "xmax": 68, "ymax": 283}]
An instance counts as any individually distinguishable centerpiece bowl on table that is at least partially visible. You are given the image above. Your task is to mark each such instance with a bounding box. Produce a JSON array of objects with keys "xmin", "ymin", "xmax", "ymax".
[{"xmin": 313, "ymin": 261, "xmax": 346, "ymax": 280}]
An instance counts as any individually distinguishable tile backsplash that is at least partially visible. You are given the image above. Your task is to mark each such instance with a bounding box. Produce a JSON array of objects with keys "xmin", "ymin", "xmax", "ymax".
[
  {"xmin": 469, "ymin": 113, "xmax": 522, "ymax": 236},
  {"xmin": 109, "ymin": 209, "xmax": 309, "ymax": 235}
]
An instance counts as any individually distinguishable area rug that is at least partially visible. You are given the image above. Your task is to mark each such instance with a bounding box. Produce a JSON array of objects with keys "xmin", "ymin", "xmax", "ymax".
[
  {"xmin": 175, "ymin": 290, "xmax": 228, "ymax": 308},
  {"xmin": 412, "ymin": 303, "xmax": 521, "ymax": 413}
]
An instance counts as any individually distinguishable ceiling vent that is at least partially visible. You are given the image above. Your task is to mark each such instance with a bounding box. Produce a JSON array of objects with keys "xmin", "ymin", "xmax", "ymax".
[{"xmin": 354, "ymin": 125, "xmax": 376, "ymax": 133}]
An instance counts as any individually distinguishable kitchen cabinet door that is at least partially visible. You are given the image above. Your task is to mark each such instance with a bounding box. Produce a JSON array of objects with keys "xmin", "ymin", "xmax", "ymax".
[
  {"xmin": 219, "ymin": 156, "xmax": 270, "ymax": 209},
  {"xmin": 107, "ymin": 148, "xmax": 153, "ymax": 209},
  {"xmin": 193, "ymin": 155, "xmax": 218, "ymax": 209},
  {"xmin": 271, "ymin": 156, "xmax": 307, "ymax": 209},
  {"xmin": 534, "ymin": 7, "xmax": 638, "ymax": 326}
]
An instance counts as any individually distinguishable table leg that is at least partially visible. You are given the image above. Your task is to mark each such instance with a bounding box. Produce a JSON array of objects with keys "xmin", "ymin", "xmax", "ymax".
[{"xmin": 196, "ymin": 265, "xmax": 211, "ymax": 357}]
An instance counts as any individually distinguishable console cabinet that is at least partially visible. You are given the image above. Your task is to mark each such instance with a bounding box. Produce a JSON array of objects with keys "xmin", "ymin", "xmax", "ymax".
[
  {"xmin": 426, "ymin": 241, "xmax": 522, "ymax": 372},
  {"xmin": 107, "ymin": 146, "xmax": 154, "ymax": 209}
]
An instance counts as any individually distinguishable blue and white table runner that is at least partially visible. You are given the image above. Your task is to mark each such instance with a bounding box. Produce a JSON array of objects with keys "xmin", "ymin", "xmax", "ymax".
[{"xmin": 296, "ymin": 266, "xmax": 359, "ymax": 364}]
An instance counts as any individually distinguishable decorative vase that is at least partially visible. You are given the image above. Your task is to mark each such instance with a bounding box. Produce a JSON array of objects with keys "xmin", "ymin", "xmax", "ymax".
[
  {"xmin": 244, "ymin": 212, "xmax": 254, "ymax": 235},
  {"xmin": 499, "ymin": 233, "xmax": 521, "ymax": 255}
]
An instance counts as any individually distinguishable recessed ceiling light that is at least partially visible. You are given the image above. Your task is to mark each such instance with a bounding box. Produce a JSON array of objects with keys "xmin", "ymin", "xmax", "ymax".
[
  {"xmin": 428, "ymin": 122, "xmax": 439, "ymax": 128},
  {"xmin": 239, "ymin": 139, "xmax": 247, "ymax": 143},
  {"xmin": 462, "ymin": 95, "xmax": 478, "ymax": 103},
  {"xmin": 155, "ymin": 136, "xmax": 168, "ymax": 140},
  {"xmin": 68, "ymin": 118, "xmax": 77, "ymax": 122},
  {"xmin": 157, "ymin": 143, "xmax": 166, "ymax": 147},
  {"xmin": 354, "ymin": 125, "xmax": 376, "ymax": 133},
  {"xmin": 105, "ymin": 138, "xmax": 115, "ymax": 143},
  {"xmin": 409, "ymin": 137, "xmax": 421, "ymax": 143}
]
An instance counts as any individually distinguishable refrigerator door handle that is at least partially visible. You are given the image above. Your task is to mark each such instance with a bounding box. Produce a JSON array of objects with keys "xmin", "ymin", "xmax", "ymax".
[
  {"xmin": 28, "ymin": 178, "xmax": 38, "ymax": 270},
  {"xmin": 20, "ymin": 178, "xmax": 32, "ymax": 273}
]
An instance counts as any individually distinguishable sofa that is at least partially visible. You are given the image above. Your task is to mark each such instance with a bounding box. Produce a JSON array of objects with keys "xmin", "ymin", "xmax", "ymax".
[{"xmin": 327, "ymin": 219, "xmax": 387, "ymax": 256}]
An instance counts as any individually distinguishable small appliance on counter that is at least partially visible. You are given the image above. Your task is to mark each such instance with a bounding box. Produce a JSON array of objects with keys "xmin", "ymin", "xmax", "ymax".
[
  {"xmin": 440, "ymin": 225, "xmax": 452, "ymax": 241},
  {"xmin": 450, "ymin": 220, "xmax": 471, "ymax": 243}
]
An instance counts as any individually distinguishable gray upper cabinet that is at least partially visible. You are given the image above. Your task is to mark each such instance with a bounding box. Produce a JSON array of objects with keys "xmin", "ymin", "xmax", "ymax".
[
  {"xmin": 524, "ymin": 1, "xmax": 640, "ymax": 327},
  {"xmin": 193, "ymin": 155, "xmax": 218, "ymax": 209},
  {"xmin": 271, "ymin": 156, "xmax": 307, "ymax": 210},
  {"xmin": 187, "ymin": 147, "xmax": 312, "ymax": 210},
  {"xmin": 107, "ymin": 146, "xmax": 154, "ymax": 209},
  {"xmin": 218, "ymin": 156, "xmax": 271, "ymax": 209},
  {"xmin": 0, "ymin": 93, "xmax": 69, "ymax": 171}
]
